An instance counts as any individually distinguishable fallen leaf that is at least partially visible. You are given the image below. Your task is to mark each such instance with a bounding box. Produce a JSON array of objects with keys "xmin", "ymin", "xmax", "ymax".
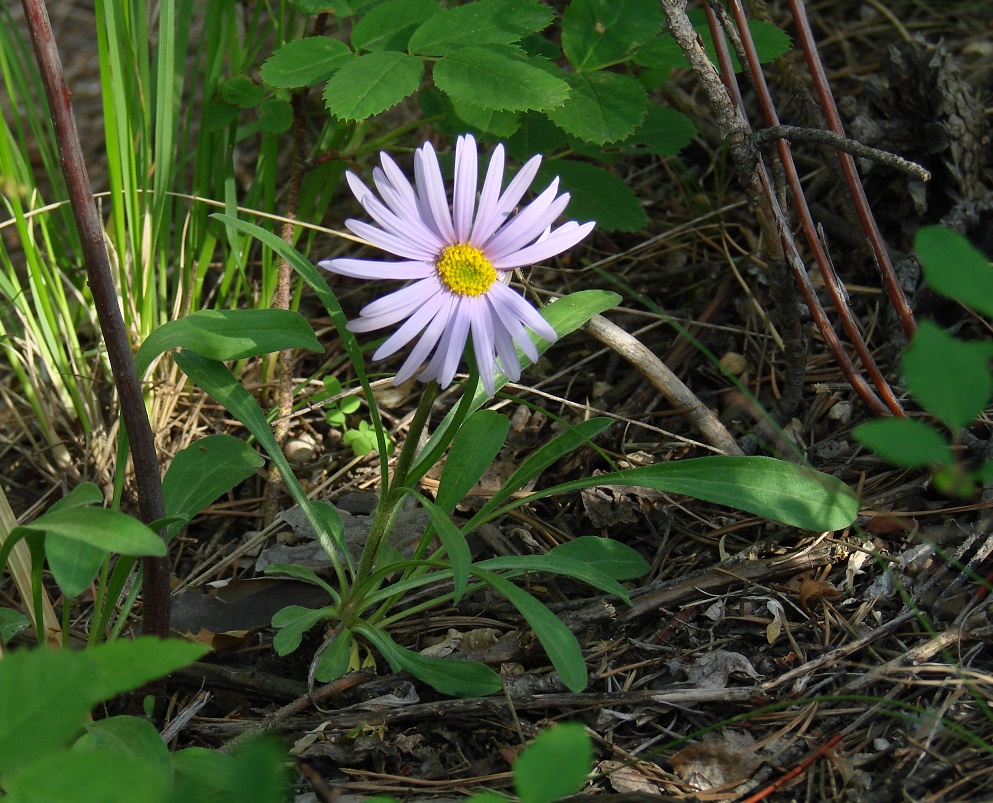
[{"xmin": 671, "ymin": 729, "xmax": 761, "ymax": 791}]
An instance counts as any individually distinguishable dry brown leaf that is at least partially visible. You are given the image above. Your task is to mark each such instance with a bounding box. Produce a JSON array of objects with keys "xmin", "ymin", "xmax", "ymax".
[
  {"xmin": 799, "ymin": 576, "xmax": 842, "ymax": 610},
  {"xmin": 670, "ymin": 729, "xmax": 761, "ymax": 791}
]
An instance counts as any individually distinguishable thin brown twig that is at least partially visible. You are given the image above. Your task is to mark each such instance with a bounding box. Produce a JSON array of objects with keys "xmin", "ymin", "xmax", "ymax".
[{"xmin": 753, "ymin": 125, "xmax": 931, "ymax": 182}]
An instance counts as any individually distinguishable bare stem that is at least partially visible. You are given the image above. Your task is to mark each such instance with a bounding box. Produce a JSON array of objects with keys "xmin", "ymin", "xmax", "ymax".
[{"xmin": 20, "ymin": 0, "xmax": 170, "ymax": 637}]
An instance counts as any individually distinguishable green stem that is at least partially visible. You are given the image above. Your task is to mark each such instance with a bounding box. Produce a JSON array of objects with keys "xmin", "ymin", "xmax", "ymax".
[{"xmin": 353, "ymin": 382, "xmax": 438, "ymax": 584}]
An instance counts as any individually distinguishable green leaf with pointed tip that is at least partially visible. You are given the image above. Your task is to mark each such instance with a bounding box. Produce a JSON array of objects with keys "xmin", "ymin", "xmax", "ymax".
[
  {"xmin": 545, "ymin": 71, "xmax": 647, "ymax": 145},
  {"xmin": 409, "ymin": 491, "xmax": 472, "ymax": 603},
  {"xmin": 490, "ymin": 456, "xmax": 858, "ymax": 532},
  {"xmin": 408, "ymin": 0, "xmax": 553, "ymax": 56},
  {"xmin": 271, "ymin": 605, "xmax": 337, "ymax": 655},
  {"xmin": 261, "ymin": 38, "xmax": 353, "ymax": 88},
  {"xmin": 434, "ymin": 46, "xmax": 569, "ymax": 112},
  {"xmin": 163, "ymin": 434, "xmax": 264, "ymax": 541},
  {"xmin": 0, "ymin": 638, "xmax": 205, "ymax": 774},
  {"xmin": 74, "ymin": 716, "xmax": 172, "ymax": 785},
  {"xmin": 476, "ymin": 553, "xmax": 631, "ymax": 603},
  {"xmin": 853, "ymin": 417, "xmax": 954, "ymax": 468},
  {"xmin": 136, "ymin": 308, "xmax": 322, "ymax": 378},
  {"xmin": 548, "ymin": 536, "xmax": 649, "ymax": 580},
  {"xmin": 916, "ymin": 226, "xmax": 993, "ymax": 316},
  {"xmin": 264, "ymin": 562, "xmax": 340, "ymax": 601},
  {"xmin": 473, "ymin": 568, "xmax": 587, "ymax": 692},
  {"xmin": 902, "ymin": 320, "xmax": 993, "ymax": 430},
  {"xmin": 323, "ymin": 51, "xmax": 423, "ymax": 121},
  {"xmin": 20, "ymin": 508, "xmax": 165, "ymax": 597},
  {"xmin": 515, "ymin": 722, "xmax": 592, "ymax": 803},
  {"xmin": 356, "ymin": 624, "xmax": 501, "ymax": 697},
  {"xmin": 436, "ymin": 410, "xmax": 510, "ymax": 514},
  {"xmin": 48, "ymin": 482, "xmax": 102, "ymax": 513},
  {"xmin": 562, "ymin": 0, "xmax": 662, "ymax": 71}
]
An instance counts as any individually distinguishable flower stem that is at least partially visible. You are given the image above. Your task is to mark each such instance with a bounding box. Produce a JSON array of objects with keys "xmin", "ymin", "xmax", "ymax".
[{"xmin": 353, "ymin": 382, "xmax": 438, "ymax": 584}]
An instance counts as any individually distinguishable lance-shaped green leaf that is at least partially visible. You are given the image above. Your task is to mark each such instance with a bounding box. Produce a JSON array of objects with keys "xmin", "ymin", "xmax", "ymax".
[
  {"xmin": 271, "ymin": 605, "xmax": 338, "ymax": 655},
  {"xmin": 547, "ymin": 536, "xmax": 649, "ymax": 581},
  {"xmin": 485, "ymin": 456, "xmax": 858, "ymax": 532},
  {"xmin": 356, "ymin": 623, "xmax": 501, "ymax": 697},
  {"xmin": 315, "ymin": 629, "xmax": 353, "ymax": 683},
  {"xmin": 472, "ymin": 568, "xmax": 587, "ymax": 692},
  {"xmin": 476, "ymin": 554, "xmax": 631, "ymax": 603},
  {"xmin": 435, "ymin": 410, "xmax": 510, "ymax": 514},
  {"xmin": 408, "ymin": 491, "xmax": 472, "ymax": 603}
]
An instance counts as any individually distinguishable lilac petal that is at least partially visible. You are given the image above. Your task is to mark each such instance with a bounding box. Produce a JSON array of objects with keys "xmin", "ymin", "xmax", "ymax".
[
  {"xmin": 393, "ymin": 295, "xmax": 455, "ymax": 385},
  {"xmin": 378, "ymin": 154, "xmax": 423, "ymax": 219},
  {"xmin": 469, "ymin": 300, "xmax": 497, "ymax": 397},
  {"xmin": 348, "ymin": 173, "xmax": 444, "ymax": 254},
  {"xmin": 372, "ymin": 167, "xmax": 440, "ymax": 244},
  {"xmin": 491, "ymin": 314, "xmax": 522, "ymax": 383},
  {"xmin": 487, "ymin": 288, "xmax": 539, "ymax": 363},
  {"xmin": 489, "ymin": 281, "xmax": 557, "ymax": 342},
  {"xmin": 320, "ymin": 258, "xmax": 434, "ymax": 281},
  {"xmin": 420, "ymin": 297, "xmax": 470, "ymax": 388},
  {"xmin": 490, "ymin": 220, "xmax": 595, "ymax": 270},
  {"xmin": 413, "ymin": 141, "xmax": 457, "ymax": 244},
  {"xmin": 476, "ymin": 153, "xmax": 542, "ymax": 246},
  {"xmin": 345, "ymin": 219, "xmax": 438, "ymax": 261},
  {"xmin": 470, "ymin": 143, "xmax": 506, "ymax": 243},
  {"xmin": 349, "ymin": 280, "xmax": 438, "ymax": 332},
  {"xmin": 452, "ymin": 135, "xmax": 478, "ymax": 242},
  {"xmin": 483, "ymin": 181, "xmax": 570, "ymax": 261},
  {"xmin": 373, "ymin": 293, "xmax": 447, "ymax": 359}
]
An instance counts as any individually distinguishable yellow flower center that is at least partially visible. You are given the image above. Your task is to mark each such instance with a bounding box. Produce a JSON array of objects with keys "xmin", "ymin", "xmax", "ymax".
[{"xmin": 436, "ymin": 244, "xmax": 497, "ymax": 297}]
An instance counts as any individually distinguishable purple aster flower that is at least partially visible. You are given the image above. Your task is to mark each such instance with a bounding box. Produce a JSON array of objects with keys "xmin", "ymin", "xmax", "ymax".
[{"xmin": 319, "ymin": 134, "xmax": 595, "ymax": 397}]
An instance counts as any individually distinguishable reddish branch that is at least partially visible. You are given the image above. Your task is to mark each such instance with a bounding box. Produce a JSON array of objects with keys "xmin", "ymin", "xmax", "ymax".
[{"xmin": 20, "ymin": 0, "xmax": 170, "ymax": 637}]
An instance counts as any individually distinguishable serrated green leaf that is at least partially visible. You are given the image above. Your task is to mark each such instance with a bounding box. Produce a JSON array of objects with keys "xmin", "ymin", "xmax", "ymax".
[
  {"xmin": 408, "ymin": 0, "xmax": 553, "ymax": 56},
  {"xmin": 472, "ymin": 568, "xmax": 588, "ymax": 691},
  {"xmin": 434, "ymin": 45, "xmax": 569, "ymax": 112},
  {"xmin": 902, "ymin": 320, "xmax": 993, "ymax": 430},
  {"xmin": 356, "ymin": 624, "xmax": 501, "ymax": 697},
  {"xmin": 515, "ymin": 722, "xmax": 592, "ymax": 803},
  {"xmin": 619, "ymin": 104, "xmax": 696, "ymax": 156},
  {"xmin": 506, "ymin": 112, "xmax": 575, "ymax": 159},
  {"xmin": 450, "ymin": 97, "xmax": 521, "ymax": 138},
  {"xmin": 352, "ymin": 0, "xmax": 440, "ymax": 52},
  {"xmin": 221, "ymin": 76, "xmax": 265, "ymax": 108},
  {"xmin": 853, "ymin": 418, "xmax": 953, "ymax": 468},
  {"xmin": 538, "ymin": 160, "xmax": 647, "ymax": 232},
  {"xmin": 546, "ymin": 71, "xmax": 647, "ymax": 145},
  {"xmin": 260, "ymin": 38, "xmax": 353, "ymax": 88},
  {"xmin": 916, "ymin": 226, "xmax": 993, "ymax": 316},
  {"xmin": 562, "ymin": 0, "xmax": 662, "ymax": 71},
  {"xmin": 548, "ymin": 536, "xmax": 649, "ymax": 580},
  {"xmin": 323, "ymin": 51, "xmax": 423, "ymax": 121}
]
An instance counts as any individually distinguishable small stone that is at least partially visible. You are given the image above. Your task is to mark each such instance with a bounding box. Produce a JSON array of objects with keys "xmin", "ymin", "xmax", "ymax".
[{"xmin": 720, "ymin": 351, "xmax": 748, "ymax": 376}]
